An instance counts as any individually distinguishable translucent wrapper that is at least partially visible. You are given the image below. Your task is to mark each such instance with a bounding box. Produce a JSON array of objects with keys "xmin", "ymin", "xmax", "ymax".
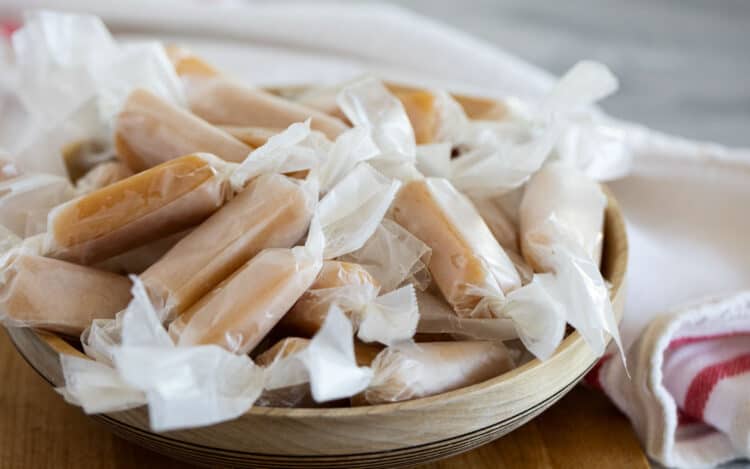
[
  {"xmin": 169, "ymin": 162, "xmax": 399, "ymax": 354},
  {"xmin": 341, "ymin": 219, "xmax": 432, "ymax": 292},
  {"xmin": 230, "ymin": 119, "xmax": 378, "ymax": 194},
  {"xmin": 165, "ymin": 46, "xmax": 349, "ymax": 139},
  {"xmin": 61, "ymin": 278, "xmax": 266, "ymax": 431},
  {"xmin": 415, "ymin": 290, "xmax": 518, "ymax": 341},
  {"xmin": 62, "ymin": 138, "xmax": 115, "ymax": 183},
  {"xmin": 337, "ymin": 77, "xmax": 417, "ymax": 165},
  {"xmin": 44, "ymin": 153, "xmax": 232, "ymax": 264},
  {"xmin": 392, "ymin": 178, "xmax": 521, "ymax": 317},
  {"xmin": 0, "ymin": 252, "xmax": 131, "ymax": 335},
  {"xmin": 5, "ymin": 11, "xmax": 184, "ymax": 177},
  {"xmin": 141, "ymin": 173, "xmax": 316, "ymax": 321},
  {"xmin": 263, "ymin": 307, "xmax": 373, "ymax": 403},
  {"xmin": 357, "ymin": 341, "xmax": 515, "ymax": 404},
  {"xmin": 280, "ymin": 260, "xmax": 420, "ymax": 346},
  {"xmin": 433, "ymin": 61, "xmax": 625, "ymax": 198},
  {"xmin": 0, "ymin": 173, "xmax": 73, "ymax": 237},
  {"xmin": 517, "ymin": 162, "xmax": 623, "ymax": 359},
  {"xmin": 220, "ymin": 125, "xmax": 283, "ymax": 148},
  {"xmin": 74, "ymin": 161, "xmax": 133, "ymax": 195},
  {"xmin": 115, "ymin": 89, "xmax": 250, "ymax": 172},
  {"xmin": 94, "ymin": 230, "xmax": 191, "ymax": 275}
]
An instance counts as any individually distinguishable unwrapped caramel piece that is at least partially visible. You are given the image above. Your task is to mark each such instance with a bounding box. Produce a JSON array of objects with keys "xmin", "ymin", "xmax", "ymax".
[
  {"xmin": 169, "ymin": 248, "xmax": 320, "ymax": 354},
  {"xmin": 356, "ymin": 341, "xmax": 514, "ymax": 405},
  {"xmin": 278, "ymin": 261, "xmax": 379, "ymax": 337},
  {"xmin": 220, "ymin": 125, "xmax": 283, "ymax": 148},
  {"xmin": 115, "ymin": 89, "xmax": 250, "ymax": 172},
  {"xmin": 391, "ymin": 178, "xmax": 521, "ymax": 317},
  {"xmin": 47, "ymin": 153, "xmax": 230, "ymax": 264},
  {"xmin": 0, "ymin": 254, "xmax": 132, "ymax": 335},
  {"xmin": 141, "ymin": 173, "xmax": 313, "ymax": 319}
]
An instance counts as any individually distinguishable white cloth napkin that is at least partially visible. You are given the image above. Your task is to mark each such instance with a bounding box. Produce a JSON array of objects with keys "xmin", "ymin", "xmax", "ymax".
[{"xmin": 1, "ymin": 1, "xmax": 749, "ymax": 467}]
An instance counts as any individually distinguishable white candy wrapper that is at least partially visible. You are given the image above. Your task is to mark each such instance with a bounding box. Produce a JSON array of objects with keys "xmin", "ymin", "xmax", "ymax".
[
  {"xmin": 60, "ymin": 277, "xmax": 266, "ymax": 432},
  {"xmin": 392, "ymin": 177, "xmax": 521, "ymax": 318},
  {"xmin": 341, "ymin": 219, "xmax": 432, "ymax": 292},
  {"xmin": 0, "ymin": 172, "xmax": 74, "ymax": 237},
  {"xmin": 5, "ymin": 11, "xmax": 184, "ymax": 176},
  {"xmin": 337, "ymin": 77, "xmax": 416, "ymax": 164},
  {"xmin": 518, "ymin": 162, "xmax": 623, "ymax": 359},
  {"xmin": 358, "ymin": 341, "xmax": 515, "ymax": 404},
  {"xmin": 280, "ymin": 261, "xmax": 419, "ymax": 346},
  {"xmin": 434, "ymin": 61, "xmax": 626, "ymax": 198},
  {"xmin": 264, "ymin": 306, "xmax": 373, "ymax": 403},
  {"xmin": 229, "ymin": 119, "xmax": 378, "ymax": 194}
]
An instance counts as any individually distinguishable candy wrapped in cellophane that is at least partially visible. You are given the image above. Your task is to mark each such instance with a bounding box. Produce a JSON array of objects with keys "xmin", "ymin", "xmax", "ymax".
[{"xmin": 0, "ymin": 10, "xmax": 632, "ymax": 433}]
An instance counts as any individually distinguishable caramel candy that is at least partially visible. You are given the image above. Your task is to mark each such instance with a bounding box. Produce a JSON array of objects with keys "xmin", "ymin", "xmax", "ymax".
[
  {"xmin": 61, "ymin": 139, "xmax": 113, "ymax": 183},
  {"xmin": 388, "ymin": 88, "xmax": 438, "ymax": 145},
  {"xmin": 141, "ymin": 174, "xmax": 313, "ymax": 319},
  {"xmin": 519, "ymin": 163, "xmax": 606, "ymax": 270},
  {"xmin": 47, "ymin": 153, "xmax": 230, "ymax": 264},
  {"xmin": 185, "ymin": 78, "xmax": 349, "ymax": 140},
  {"xmin": 164, "ymin": 45, "xmax": 220, "ymax": 78},
  {"xmin": 0, "ymin": 254, "xmax": 132, "ymax": 335},
  {"xmin": 386, "ymin": 83, "xmax": 508, "ymax": 121},
  {"xmin": 357, "ymin": 341, "xmax": 514, "ymax": 405},
  {"xmin": 391, "ymin": 178, "xmax": 521, "ymax": 317},
  {"xmin": 220, "ymin": 126, "xmax": 282, "ymax": 148},
  {"xmin": 75, "ymin": 161, "xmax": 134, "ymax": 194},
  {"xmin": 256, "ymin": 337, "xmax": 381, "ymax": 368},
  {"xmin": 278, "ymin": 261, "xmax": 379, "ymax": 337},
  {"xmin": 115, "ymin": 89, "xmax": 250, "ymax": 172},
  {"xmin": 169, "ymin": 248, "xmax": 320, "ymax": 354}
]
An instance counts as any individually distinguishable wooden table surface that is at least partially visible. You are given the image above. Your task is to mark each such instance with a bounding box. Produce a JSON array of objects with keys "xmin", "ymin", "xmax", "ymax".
[{"xmin": 0, "ymin": 329, "xmax": 649, "ymax": 469}]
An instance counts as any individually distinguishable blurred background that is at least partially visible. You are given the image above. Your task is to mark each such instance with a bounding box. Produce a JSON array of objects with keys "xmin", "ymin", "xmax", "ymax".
[{"xmin": 352, "ymin": 0, "xmax": 749, "ymax": 146}]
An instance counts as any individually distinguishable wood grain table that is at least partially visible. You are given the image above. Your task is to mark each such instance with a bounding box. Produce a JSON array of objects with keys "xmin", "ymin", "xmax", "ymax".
[{"xmin": 0, "ymin": 330, "xmax": 648, "ymax": 469}]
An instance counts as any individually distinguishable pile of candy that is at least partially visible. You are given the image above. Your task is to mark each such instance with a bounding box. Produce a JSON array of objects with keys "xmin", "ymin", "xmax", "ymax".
[{"xmin": 0, "ymin": 11, "xmax": 628, "ymax": 431}]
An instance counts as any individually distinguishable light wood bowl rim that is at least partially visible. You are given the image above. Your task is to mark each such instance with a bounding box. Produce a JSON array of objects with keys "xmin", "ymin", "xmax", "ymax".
[{"xmin": 24, "ymin": 184, "xmax": 627, "ymax": 419}]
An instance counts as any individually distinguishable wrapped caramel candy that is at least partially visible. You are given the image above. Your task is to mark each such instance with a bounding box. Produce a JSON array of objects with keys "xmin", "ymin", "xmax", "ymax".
[
  {"xmin": 115, "ymin": 89, "xmax": 250, "ymax": 171},
  {"xmin": 74, "ymin": 161, "xmax": 133, "ymax": 195},
  {"xmin": 45, "ymin": 153, "xmax": 231, "ymax": 264},
  {"xmin": 141, "ymin": 173, "xmax": 315, "ymax": 319},
  {"xmin": 166, "ymin": 46, "xmax": 349, "ymax": 140},
  {"xmin": 169, "ymin": 247, "xmax": 321, "ymax": 354},
  {"xmin": 355, "ymin": 341, "xmax": 515, "ymax": 405},
  {"xmin": 220, "ymin": 126, "xmax": 283, "ymax": 148},
  {"xmin": 62, "ymin": 139, "xmax": 114, "ymax": 183},
  {"xmin": 392, "ymin": 178, "xmax": 521, "ymax": 317},
  {"xmin": 0, "ymin": 253, "xmax": 131, "ymax": 335},
  {"xmin": 279, "ymin": 261, "xmax": 380, "ymax": 337}
]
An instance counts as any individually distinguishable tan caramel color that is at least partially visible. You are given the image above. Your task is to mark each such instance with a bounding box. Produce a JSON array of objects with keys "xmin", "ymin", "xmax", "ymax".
[
  {"xmin": 141, "ymin": 174, "xmax": 312, "ymax": 319},
  {"xmin": 185, "ymin": 78, "xmax": 349, "ymax": 140},
  {"xmin": 48, "ymin": 154, "xmax": 228, "ymax": 264},
  {"xmin": 75, "ymin": 162, "xmax": 134, "ymax": 194},
  {"xmin": 389, "ymin": 88, "xmax": 439, "ymax": 144},
  {"xmin": 220, "ymin": 126, "xmax": 282, "ymax": 148},
  {"xmin": 357, "ymin": 341, "xmax": 514, "ymax": 405},
  {"xmin": 170, "ymin": 248, "xmax": 319, "ymax": 354},
  {"xmin": 386, "ymin": 82, "xmax": 508, "ymax": 121},
  {"xmin": 0, "ymin": 254, "xmax": 131, "ymax": 336},
  {"xmin": 164, "ymin": 45, "xmax": 220, "ymax": 78},
  {"xmin": 255, "ymin": 337, "xmax": 311, "ymax": 367},
  {"xmin": 62, "ymin": 139, "xmax": 113, "ymax": 183},
  {"xmin": 279, "ymin": 261, "xmax": 379, "ymax": 337},
  {"xmin": 392, "ymin": 180, "xmax": 490, "ymax": 315},
  {"xmin": 115, "ymin": 89, "xmax": 250, "ymax": 172}
]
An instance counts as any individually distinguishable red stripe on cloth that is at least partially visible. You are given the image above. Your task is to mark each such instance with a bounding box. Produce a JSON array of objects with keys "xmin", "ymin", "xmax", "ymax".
[
  {"xmin": 677, "ymin": 409, "xmax": 699, "ymax": 426},
  {"xmin": 683, "ymin": 352, "xmax": 750, "ymax": 420},
  {"xmin": 0, "ymin": 20, "xmax": 20, "ymax": 38},
  {"xmin": 668, "ymin": 331, "xmax": 750, "ymax": 351},
  {"xmin": 583, "ymin": 354, "xmax": 612, "ymax": 390}
]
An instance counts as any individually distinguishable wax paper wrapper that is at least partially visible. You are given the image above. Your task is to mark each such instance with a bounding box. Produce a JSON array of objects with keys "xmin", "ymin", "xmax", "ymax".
[{"xmin": 2, "ymin": 11, "xmax": 184, "ymax": 177}]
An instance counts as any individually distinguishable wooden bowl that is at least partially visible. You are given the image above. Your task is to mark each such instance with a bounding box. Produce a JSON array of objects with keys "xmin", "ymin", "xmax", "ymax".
[{"xmin": 7, "ymin": 185, "xmax": 627, "ymax": 468}]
